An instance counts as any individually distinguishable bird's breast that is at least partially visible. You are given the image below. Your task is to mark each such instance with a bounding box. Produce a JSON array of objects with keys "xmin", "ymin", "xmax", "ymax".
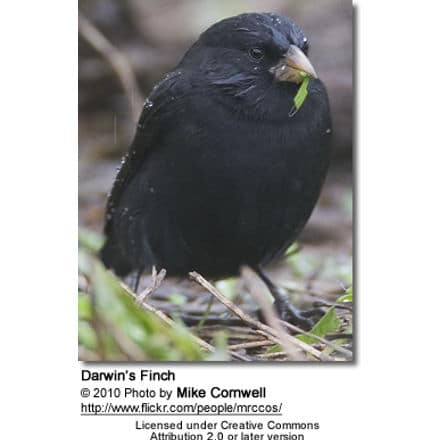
[{"xmin": 165, "ymin": 113, "xmax": 330, "ymax": 268}]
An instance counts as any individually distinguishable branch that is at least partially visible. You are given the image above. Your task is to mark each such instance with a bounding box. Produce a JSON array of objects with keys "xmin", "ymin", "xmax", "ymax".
[
  {"xmin": 189, "ymin": 271, "xmax": 331, "ymax": 361},
  {"xmin": 78, "ymin": 12, "xmax": 144, "ymax": 121},
  {"xmin": 121, "ymin": 280, "xmax": 251, "ymax": 362},
  {"xmin": 240, "ymin": 266, "xmax": 305, "ymax": 361}
]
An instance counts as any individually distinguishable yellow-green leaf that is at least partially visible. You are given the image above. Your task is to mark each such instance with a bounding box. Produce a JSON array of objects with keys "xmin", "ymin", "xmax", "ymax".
[
  {"xmin": 297, "ymin": 306, "xmax": 341, "ymax": 344},
  {"xmin": 293, "ymin": 76, "xmax": 310, "ymax": 110}
]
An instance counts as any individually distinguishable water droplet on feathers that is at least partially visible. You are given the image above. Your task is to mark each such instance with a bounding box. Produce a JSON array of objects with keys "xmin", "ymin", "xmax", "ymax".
[{"xmin": 144, "ymin": 98, "xmax": 153, "ymax": 108}]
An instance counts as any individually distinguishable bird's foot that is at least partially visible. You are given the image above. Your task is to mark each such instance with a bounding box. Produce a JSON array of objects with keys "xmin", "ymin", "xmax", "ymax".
[
  {"xmin": 274, "ymin": 298, "xmax": 325, "ymax": 331},
  {"xmin": 253, "ymin": 266, "xmax": 325, "ymax": 331}
]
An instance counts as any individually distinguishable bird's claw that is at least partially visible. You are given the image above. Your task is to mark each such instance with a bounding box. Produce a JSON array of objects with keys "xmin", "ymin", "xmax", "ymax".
[{"xmin": 274, "ymin": 299, "xmax": 324, "ymax": 331}]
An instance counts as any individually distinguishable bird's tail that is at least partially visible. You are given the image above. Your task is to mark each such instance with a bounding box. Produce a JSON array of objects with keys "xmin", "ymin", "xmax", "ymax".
[{"xmin": 99, "ymin": 237, "xmax": 133, "ymax": 277}]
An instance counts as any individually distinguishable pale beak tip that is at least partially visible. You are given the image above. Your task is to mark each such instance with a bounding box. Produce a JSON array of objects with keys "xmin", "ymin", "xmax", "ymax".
[{"xmin": 286, "ymin": 45, "xmax": 318, "ymax": 81}]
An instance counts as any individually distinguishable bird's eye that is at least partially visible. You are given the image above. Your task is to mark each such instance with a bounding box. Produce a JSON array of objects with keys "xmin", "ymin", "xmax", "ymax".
[
  {"xmin": 248, "ymin": 47, "xmax": 265, "ymax": 61},
  {"xmin": 302, "ymin": 39, "xmax": 309, "ymax": 54}
]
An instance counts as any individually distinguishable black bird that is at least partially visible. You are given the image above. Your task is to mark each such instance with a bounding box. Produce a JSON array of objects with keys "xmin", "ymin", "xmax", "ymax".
[{"xmin": 100, "ymin": 12, "xmax": 332, "ymax": 328}]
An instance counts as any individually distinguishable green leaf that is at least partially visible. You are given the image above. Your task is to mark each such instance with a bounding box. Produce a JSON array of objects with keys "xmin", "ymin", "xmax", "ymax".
[
  {"xmin": 79, "ymin": 227, "xmax": 104, "ymax": 254},
  {"xmin": 90, "ymin": 259, "xmax": 205, "ymax": 361},
  {"xmin": 78, "ymin": 321, "xmax": 98, "ymax": 350},
  {"xmin": 266, "ymin": 344, "xmax": 282, "ymax": 354},
  {"xmin": 77, "ymin": 229, "xmax": 214, "ymax": 361},
  {"xmin": 293, "ymin": 76, "xmax": 310, "ymax": 110},
  {"xmin": 78, "ymin": 292, "xmax": 92, "ymax": 320},
  {"xmin": 337, "ymin": 286, "xmax": 353, "ymax": 303},
  {"xmin": 297, "ymin": 306, "xmax": 342, "ymax": 344},
  {"xmin": 283, "ymin": 242, "xmax": 300, "ymax": 259}
]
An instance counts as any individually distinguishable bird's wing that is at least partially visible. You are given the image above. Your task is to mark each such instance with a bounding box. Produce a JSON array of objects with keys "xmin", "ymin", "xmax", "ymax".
[{"xmin": 103, "ymin": 70, "xmax": 188, "ymax": 236}]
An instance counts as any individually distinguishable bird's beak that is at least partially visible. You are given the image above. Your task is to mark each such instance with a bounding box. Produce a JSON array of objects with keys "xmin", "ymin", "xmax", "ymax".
[{"xmin": 271, "ymin": 45, "xmax": 318, "ymax": 84}]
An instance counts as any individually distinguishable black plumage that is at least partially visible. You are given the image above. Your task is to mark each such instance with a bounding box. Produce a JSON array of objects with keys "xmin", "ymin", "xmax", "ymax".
[{"xmin": 100, "ymin": 13, "xmax": 332, "ymax": 327}]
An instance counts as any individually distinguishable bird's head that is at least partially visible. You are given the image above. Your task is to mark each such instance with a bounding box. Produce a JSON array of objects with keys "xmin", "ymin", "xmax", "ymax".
[{"xmin": 180, "ymin": 13, "xmax": 321, "ymax": 120}]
